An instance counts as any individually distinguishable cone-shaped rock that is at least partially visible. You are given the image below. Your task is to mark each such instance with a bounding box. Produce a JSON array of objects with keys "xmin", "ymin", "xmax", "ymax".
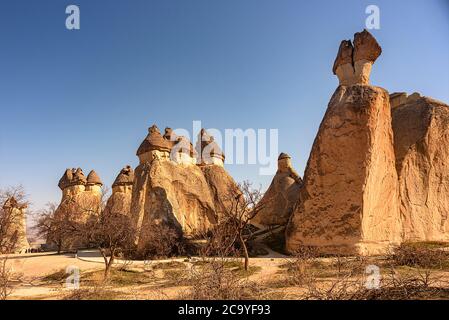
[{"xmin": 252, "ymin": 153, "xmax": 302, "ymax": 226}]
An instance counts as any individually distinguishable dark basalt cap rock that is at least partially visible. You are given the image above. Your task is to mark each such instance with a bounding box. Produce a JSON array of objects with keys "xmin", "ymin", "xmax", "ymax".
[
  {"xmin": 278, "ymin": 153, "xmax": 291, "ymax": 160},
  {"xmin": 112, "ymin": 165, "xmax": 135, "ymax": 187},
  {"xmin": 87, "ymin": 170, "xmax": 103, "ymax": 186},
  {"xmin": 195, "ymin": 128, "xmax": 225, "ymax": 161},
  {"xmin": 136, "ymin": 124, "xmax": 173, "ymax": 156}
]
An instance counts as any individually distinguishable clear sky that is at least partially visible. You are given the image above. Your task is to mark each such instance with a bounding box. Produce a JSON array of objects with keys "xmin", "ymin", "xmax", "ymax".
[{"xmin": 1, "ymin": 0, "xmax": 448, "ymax": 213}]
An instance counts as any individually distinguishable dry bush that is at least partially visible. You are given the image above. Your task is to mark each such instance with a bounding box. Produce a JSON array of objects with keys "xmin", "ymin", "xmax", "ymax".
[
  {"xmin": 138, "ymin": 224, "xmax": 186, "ymax": 260},
  {"xmin": 64, "ymin": 285, "xmax": 120, "ymax": 300},
  {"xmin": 294, "ymin": 256, "xmax": 446, "ymax": 300},
  {"xmin": 355, "ymin": 268, "xmax": 442, "ymax": 300},
  {"xmin": 181, "ymin": 258, "xmax": 262, "ymax": 300},
  {"xmin": 284, "ymin": 247, "xmax": 321, "ymax": 286},
  {"xmin": 390, "ymin": 243, "xmax": 449, "ymax": 269}
]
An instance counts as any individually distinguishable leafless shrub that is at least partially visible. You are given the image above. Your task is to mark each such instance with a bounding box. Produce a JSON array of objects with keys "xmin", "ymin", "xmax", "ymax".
[
  {"xmin": 389, "ymin": 243, "xmax": 449, "ymax": 269},
  {"xmin": 295, "ymin": 256, "xmax": 445, "ymax": 300},
  {"xmin": 181, "ymin": 257, "xmax": 262, "ymax": 300},
  {"xmin": 138, "ymin": 224, "xmax": 186, "ymax": 260},
  {"xmin": 64, "ymin": 284, "xmax": 120, "ymax": 300},
  {"xmin": 284, "ymin": 247, "xmax": 320, "ymax": 286}
]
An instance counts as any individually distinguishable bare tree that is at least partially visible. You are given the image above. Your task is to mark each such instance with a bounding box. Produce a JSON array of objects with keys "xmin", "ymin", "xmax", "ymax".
[
  {"xmin": 0, "ymin": 186, "xmax": 29, "ymax": 300},
  {"xmin": 204, "ymin": 181, "xmax": 264, "ymax": 271},
  {"xmin": 0, "ymin": 186, "xmax": 29, "ymax": 254},
  {"xmin": 34, "ymin": 202, "xmax": 74, "ymax": 254},
  {"xmin": 83, "ymin": 210, "xmax": 135, "ymax": 280}
]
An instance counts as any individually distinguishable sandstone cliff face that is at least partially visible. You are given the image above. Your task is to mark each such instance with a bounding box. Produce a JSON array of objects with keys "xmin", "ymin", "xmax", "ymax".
[
  {"xmin": 252, "ymin": 153, "xmax": 302, "ymax": 226},
  {"xmin": 392, "ymin": 94, "xmax": 449, "ymax": 241},
  {"xmin": 286, "ymin": 85, "xmax": 402, "ymax": 255},
  {"xmin": 2, "ymin": 197, "xmax": 30, "ymax": 254}
]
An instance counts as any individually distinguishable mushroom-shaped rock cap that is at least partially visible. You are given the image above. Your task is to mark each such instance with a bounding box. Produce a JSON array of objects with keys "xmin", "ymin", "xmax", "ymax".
[
  {"xmin": 195, "ymin": 129, "xmax": 225, "ymax": 161},
  {"xmin": 73, "ymin": 168, "xmax": 87, "ymax": 185},
  {"xmin": 87, "ymin": 170, "xmax": 103, "ymax": 186},
  {"xmin": 58, "ymin": 168, "xmax": 74, "ymax": 190},
  {"xmin": 332, "ymin": 40, "xmax": 354, "ymax": 74},
  {"xmin": 136, "ymin": 125, "xmax": 173, "ymax": 156},
  {"xmin": 173, "ymin": 136, "xmax": 196, "ymax": 157},
  {"xmin": 278, "ymin": 153, "xmax": 291, "ymax": 160},
  {"xmin": 58, "ymin": 168, "xmax": 86, "ymax": 190},
  {"xmin": 112, "ymin": 165, "xmax": 135, "ymax": 187},
  {"xmin": 353, "ymin": 29, "xmax": 382, "ymax": 63},
  {"xmin": 332, "ymin": 29, "xmax": 381, "ymax": 75}
]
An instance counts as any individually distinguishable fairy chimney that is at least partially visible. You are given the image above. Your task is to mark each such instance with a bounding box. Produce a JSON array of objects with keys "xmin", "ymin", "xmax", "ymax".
[
  {"xmin": 333, "ymin": 29, "xmax": 382, "ymax": 86},
  {"xmin": 112, "ymin": 165, "xmax": 134, "ymax": 194},
  {"xmin": 58, "ymin": 168, "xmax": 87, "ymax": 197},
  {"xmin": 86, "ymin": 170, "xmax": 103, "ymax": 195},
  {"xmin": 136, "ymin": 125, "xmax": 172, "ymax": 164},
  {"xmin": 195, "ymin": 129, "xmax": 225, "ymax": 166},
  {"xmin": 2, "ymin": 197, "xmax": 30, "ymax": 253},
  {"xmin": 252, "ymin": 153, "xmax": 302, "ymax": 226}
]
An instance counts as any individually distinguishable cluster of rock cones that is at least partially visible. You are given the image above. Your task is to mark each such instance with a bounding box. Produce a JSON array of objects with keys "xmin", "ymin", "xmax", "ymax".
[{"xmin": 36, "ymin": 30, "xmax": 449, "ymax": 256}]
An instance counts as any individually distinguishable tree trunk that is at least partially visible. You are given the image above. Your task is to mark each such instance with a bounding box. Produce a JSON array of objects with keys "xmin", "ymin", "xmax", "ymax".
[
  {"xmin": 100, "ymin": 249, "xmax": 113, "ymax": 281},
  {"xmin": 239, "ymin": 232, "xmax": 249, "ymax": 271}
]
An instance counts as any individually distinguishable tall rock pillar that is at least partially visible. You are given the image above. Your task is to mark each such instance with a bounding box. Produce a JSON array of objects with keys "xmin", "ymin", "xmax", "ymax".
[{"xmin": 286, "ymin": 30, "xmax": 402, "ymax": 255}]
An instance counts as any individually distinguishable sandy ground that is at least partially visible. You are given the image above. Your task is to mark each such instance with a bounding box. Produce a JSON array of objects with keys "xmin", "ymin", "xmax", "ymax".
[{"xmin": 2, "ymin": 250, "xmax": 290, "ymax": 300}]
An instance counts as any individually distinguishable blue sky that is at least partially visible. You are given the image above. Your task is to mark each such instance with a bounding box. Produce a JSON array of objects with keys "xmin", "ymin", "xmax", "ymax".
[{"xmin": 1, "ymin": 0, "xmax": 448, "ymax": 212}]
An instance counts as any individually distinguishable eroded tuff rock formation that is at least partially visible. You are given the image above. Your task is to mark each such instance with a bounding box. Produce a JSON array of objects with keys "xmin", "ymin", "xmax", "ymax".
[
  {"xmin": 55, "ymin": 168, "xmax": 103, "ymax": 222},
  {"xmin": 333, "ymin": 29, "xmax": 382, "ymax": 86},
  {"xmin": 104, "ymin": 166, "xmax": 134, "ymax": 216},
  {"xmin": 392, "ymin": 93, "xmax": 449, "ymax": 241},
  {"xmin": 131, "ymin": 125, "xmax": 240, "ymax": 253},
  {"xmin": 1, "ymin": 197, "xmax": 30, "ymax": 253},
  {"xmin": 252, "ymin": 153, "xmax": 302, "ymax": 226},
  {"xmin": 196, "ymin": 129, "xmax": 241, "ymax": 219},
  {"xmin": 286, "ymin": 30, "xmax": 402, "ymax": 255}
]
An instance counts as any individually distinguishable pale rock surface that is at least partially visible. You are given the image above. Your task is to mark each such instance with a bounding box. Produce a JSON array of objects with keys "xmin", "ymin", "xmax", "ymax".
[
  {"xmin": 252, "ymin": 153, "xmax": 302, "ymax": 226},
  {"xmin": 199, "ymin": 164, "xmax": 241, "ymax": 220},
  {"xmin": 286, "ymin": 85, "xmax": 402, "ymax": 255},
  {"xmin": 392, "ymin": 95, "xmax": 449, "ymax": 241}
]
